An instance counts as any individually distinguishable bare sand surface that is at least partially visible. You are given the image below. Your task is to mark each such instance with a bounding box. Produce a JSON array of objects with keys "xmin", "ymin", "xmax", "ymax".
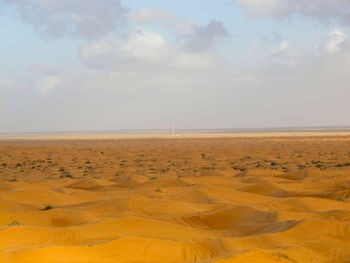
[
  {"xmin": 0, "ymin": 135, "xmax": 350, "ymax": 262},
  {"xmin": 1, "ymin": 131, "xmax": 350, "ymax": 141}
]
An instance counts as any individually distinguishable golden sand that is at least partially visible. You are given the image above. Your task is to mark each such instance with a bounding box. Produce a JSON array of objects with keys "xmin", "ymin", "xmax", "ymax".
[
  {"xmin": 1, "ymin": 131, "xmax": 350, "ymax": 141},
  {"xmin": 0, "ymin": 135, "xmax": 350, "ymax": 262}
]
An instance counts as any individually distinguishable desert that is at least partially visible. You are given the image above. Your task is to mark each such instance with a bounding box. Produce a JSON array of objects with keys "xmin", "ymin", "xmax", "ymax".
[
  {"xmin": 2, "ymin": 0, "xmax": 350, "ymax": 261},
  {"xmin": 0, "ymin": 134, "xmax": 349, "ymax": 262}
]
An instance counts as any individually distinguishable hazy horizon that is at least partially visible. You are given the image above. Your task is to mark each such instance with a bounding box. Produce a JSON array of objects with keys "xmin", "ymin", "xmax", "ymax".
[
  {"xmin": 1, "ymin": 0, "xmax": 350, "ymax": 133},
  {"xmin": 2, "ymin": 125, "xmax": 350, "ymax": 136}
]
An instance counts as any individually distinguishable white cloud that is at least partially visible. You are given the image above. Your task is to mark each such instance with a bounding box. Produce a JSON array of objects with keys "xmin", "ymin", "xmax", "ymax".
[
  {"xmin": 0, "ymin": 77, "xmax": 12, "ymax": 89},
  {"xmin": 36, "ymin": 75, "xmax": 61, "ymax": 95},
  {"xmin": 4, "ymin": 0, "xmax": 126, "ymax": 38},
  {"xmin": 234, "ymin": 0, "xmax": 350, "ymax": 25},
  {"xmin": 183, "ymin": 20, "xmax": 229, "ymax": 52},
  {"xmin": 325, "ymin": 29, "xmax": 347, "ymax": 54},
  {"xmin": 126, "ymin": 7, "xmax": 199, "ymax": 37},
  {"xmin": 237, "ymin": 29, "xmax": 350, "ymax": 79},
  {"xmin": 122, "ymin": 29, "xmax": 167, "ymax": 62},
  {"xmin": 127, "ymin": 7, "xmax": 176, "ymax": 24},
  {"xmin": 278, "ymin": 40, "xmax": 289, "ymax": 51},
  {"xmin": 79, "ymin": 29, "xmax": 167, "ymax": 69},
  {"xmin": 79, "ymin": 27, "xmax": 220, "ymax": 72},
  {"xmin": 127, "ymin": 8, "xmax": 229, "ymax": 49}
]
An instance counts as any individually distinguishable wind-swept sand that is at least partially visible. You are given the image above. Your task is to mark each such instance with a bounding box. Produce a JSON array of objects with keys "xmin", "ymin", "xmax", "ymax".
[{"xmin": 0, "ymin": 135, "xmax": 350, "ymax": 262}]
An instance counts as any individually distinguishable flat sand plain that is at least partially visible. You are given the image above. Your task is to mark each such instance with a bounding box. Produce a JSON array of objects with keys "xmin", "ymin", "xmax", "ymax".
[
  {"xmin": 2, "ymin": 130, "xmax": 350, "ymax": 141},
  {"xmin": 0, "ymin": 134, "xmax": 350, "ymax": 262}
]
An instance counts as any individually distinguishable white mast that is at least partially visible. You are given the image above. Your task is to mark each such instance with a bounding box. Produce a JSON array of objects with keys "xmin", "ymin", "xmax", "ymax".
[{"xmin": 172, "ymin": 121, "xmax": 176, "ymax": 136}]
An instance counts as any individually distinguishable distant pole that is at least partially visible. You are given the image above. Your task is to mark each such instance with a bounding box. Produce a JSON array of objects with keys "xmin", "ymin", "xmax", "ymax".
[{"xmin": 172, "ymin": 121, "xmax": 176, "ymax": 136}]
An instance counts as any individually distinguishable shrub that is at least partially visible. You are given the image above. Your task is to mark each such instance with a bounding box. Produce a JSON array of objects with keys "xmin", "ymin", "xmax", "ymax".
[
  {"xmin": 337, "ymin": 197, "xmax": 345, "ymax": 203},
  {"xmin": 273, "ymin": 251, "xmax": 296, "ymax": 262},
  {"xmin": 155, "ymin": 187, "xmax": 163, "ymax": 193},
  {"xmin": 44, "ymin": 205, "xmax": 54, "ymax": 210},
  {"xmin": 8, "ymin": 221, "xmax": 22, "ymax": 226}
]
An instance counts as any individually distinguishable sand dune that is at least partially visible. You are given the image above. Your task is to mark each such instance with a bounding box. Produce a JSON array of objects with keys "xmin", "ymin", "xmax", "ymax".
[{"xmin": 1, "ymin": 136, "xmax": 350, "ymax": 262}]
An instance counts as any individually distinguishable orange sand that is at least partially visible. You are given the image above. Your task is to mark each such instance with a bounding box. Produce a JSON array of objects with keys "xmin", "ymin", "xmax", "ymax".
[{"xmin": 0, "ymin": 135, "xmax": 350, "ymax": 262}]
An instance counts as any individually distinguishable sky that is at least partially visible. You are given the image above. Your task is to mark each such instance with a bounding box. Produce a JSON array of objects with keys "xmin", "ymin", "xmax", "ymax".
[{"xmin": 0, "ymin": 0, "xmax": 350, "ymax": 133}]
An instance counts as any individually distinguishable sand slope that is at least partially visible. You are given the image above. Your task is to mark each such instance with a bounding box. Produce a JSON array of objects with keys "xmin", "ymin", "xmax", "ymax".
[{"xmin": 0, "ymin": 136, "xmax": 350, "ymax": 262}]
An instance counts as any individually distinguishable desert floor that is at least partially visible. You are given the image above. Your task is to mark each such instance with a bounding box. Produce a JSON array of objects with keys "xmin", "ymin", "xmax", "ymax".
[{"xmin": 0, "ymin": 135, "xmax": 350, "ymax": 262}]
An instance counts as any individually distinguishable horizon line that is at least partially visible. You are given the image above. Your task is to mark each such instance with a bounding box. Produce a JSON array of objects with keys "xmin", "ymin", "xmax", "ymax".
[{"xmin": 2, "ymin": 125, "xmax": 350, "ymax": 137}]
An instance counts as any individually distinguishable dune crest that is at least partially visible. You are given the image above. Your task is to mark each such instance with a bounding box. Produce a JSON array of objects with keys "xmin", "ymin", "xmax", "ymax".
[{"xmin": 1, "ymin": 136, "xmax": 350, "ymax": 262}]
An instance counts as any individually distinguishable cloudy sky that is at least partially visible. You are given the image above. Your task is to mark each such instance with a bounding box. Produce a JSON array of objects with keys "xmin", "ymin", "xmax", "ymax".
[{"xmin": 1, "ymin": 0, "xmax": 350, "ymax": 133}]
